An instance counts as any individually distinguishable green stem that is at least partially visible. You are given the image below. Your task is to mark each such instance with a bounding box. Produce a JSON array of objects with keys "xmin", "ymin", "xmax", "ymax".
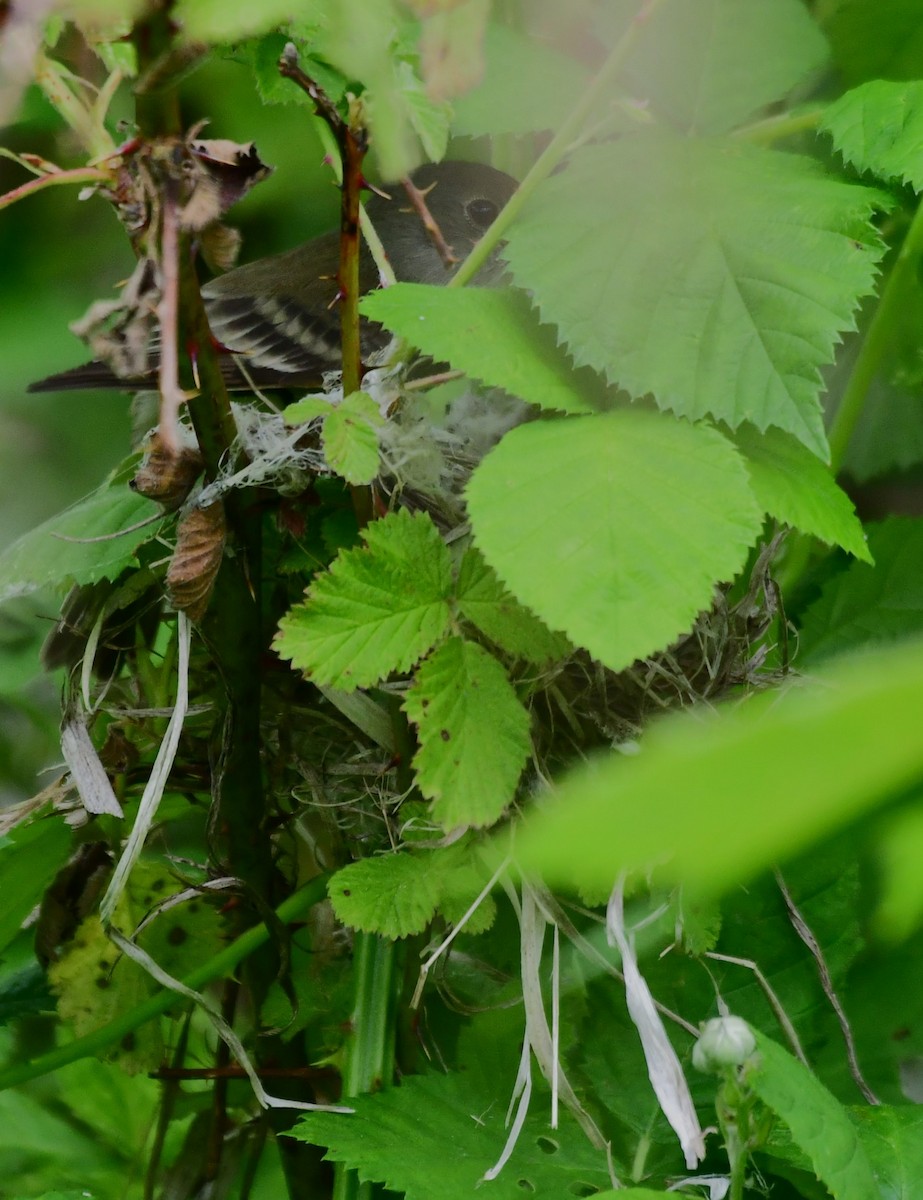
[
  {"xmin": 333, "ymin": 933, "xmax": 401, "ymax": 1200},
  {"xmin": 451, "ymin": 0, "xmax": 670, "ymax": 289},
  {"xmin": 734, "ymin": 107, "xmax": 825, "ymax": 146},
  {"xmin": 827, "ymin": 193, "xmax": 923, "ymax": 470},
  {"xmin": 0, "ymin": 875, "xmax": 330, "ymax": 1093}
]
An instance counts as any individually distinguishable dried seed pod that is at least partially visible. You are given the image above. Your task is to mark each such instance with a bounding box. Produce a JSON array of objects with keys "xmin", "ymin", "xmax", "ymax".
[
  {"xmin": 130, "ymin": 429, "xmax": 204, "ymax": 510},
  {"xmin": 167, "ymin": 501, "xmax": 226, "ymax": 621}
]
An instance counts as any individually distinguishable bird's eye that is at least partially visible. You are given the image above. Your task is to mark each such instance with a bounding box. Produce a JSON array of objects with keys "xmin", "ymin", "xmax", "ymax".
[{"xmin": 465, "ymin": 197, "xmax": 500, "ymax": 229}]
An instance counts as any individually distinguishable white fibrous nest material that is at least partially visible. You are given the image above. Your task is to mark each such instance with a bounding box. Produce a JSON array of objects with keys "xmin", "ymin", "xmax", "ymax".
[
  {"xmin": 197, "ymin": 405, "xmax": 327, "ymax": 505},
  {"xmin": 379, "ymin": 387, "xmax": 531, "ymax": 520}
]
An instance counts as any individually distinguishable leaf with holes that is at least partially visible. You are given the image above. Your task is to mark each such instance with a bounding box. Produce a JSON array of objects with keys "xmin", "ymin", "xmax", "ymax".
[{"xmin": 292, "ymin": 1070, "xmax": 614, "ymax": 1197}]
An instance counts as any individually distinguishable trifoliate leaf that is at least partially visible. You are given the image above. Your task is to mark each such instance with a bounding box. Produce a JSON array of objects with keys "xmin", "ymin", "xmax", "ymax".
[
  {"xmin": 745, "ymin": 1033, "xmax": 878, "ymax": 1200},
  {"xmin": 466, "ymin": 410, "xmax": 763, "ymax": 673},
  {"xmin": 292, "ymin": 1071, "xmax": 614, "ymax": 1197},
  {"xmin": 597, "ymin": 0, "xmax": 829, "ymax": 135},
  {"xmin": 361, "ymin": 287, "xmax": 599, "ymax": 415},
  {"xmin": 503, "ymin": 136, "xmax": 888, "ymax": 459},
  {"xmin": 514, "ymin": 637, "xmax": 923, "ymax": 897},
  {"xmin": 822, "ymin": 79, "xmax": 923, "ymax": 190},
  {"xmin": 0, "ymin": 461, "xmax": 161, "ymax": 601},
  {"xmin": 733, "ymin": 425, "xmax": 870, "ymax": 561},
  {"xmin": 404, "ymin": 636, "xmax": 531, "ymax": 829},
  {"xmin": 455, "ymin": 547, "xmax": 571, "ymax": 664},
  {"xmin": 322, "ymin": 391, "xmax": 383, "ymax": 485},
  {"xmin": 798, "ymin": 517, "xmax": 923, "ymax": 664},
  {"xmin": 328, "ymin": 853, "xmax": 444, "ymax": 938},
  {"xmin": 275, "ymin": 508, "xmax": 452, "ymax": 689}
]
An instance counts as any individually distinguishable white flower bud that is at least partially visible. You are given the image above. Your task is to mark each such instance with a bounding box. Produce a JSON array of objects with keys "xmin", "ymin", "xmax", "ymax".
[{"xmin": 692, "ymin": 1016, "xmax": 757, "ymax": 1073}]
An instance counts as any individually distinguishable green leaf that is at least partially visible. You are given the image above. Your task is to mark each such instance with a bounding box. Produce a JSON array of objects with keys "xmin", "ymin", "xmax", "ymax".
[
  {"xmin": 317, "ymin": 1, "xmax": 433, "ymax": 180},
  {"xmin": 849, "ymin": 1104, "xmax": 923, "ymax": 1197},
  {"xmin": 275, "ymin": 508, "xmax": 453, "ymax": 689},
  {"xmin": 798, "ymin": 518, "xmax": 923, "ymax": 665},
  {"xmin": 503, "ymin": 136, "xmax": 887, "ymax": 459},
  {"xmin": 0, "ymin": 818, "xmax": 71, "ymax": 957},
  {"xmin": 745, "ymin": 1032, "xmax": 879, "ymax": 1199},
  {"xmin": 322, "ymin": 391, "xmax": 383, "ymax": 485},
  {"xmin": 283, "ymin": 395, "xmax": 332, "ymax": 424},
  {"xmin": 821, "ymin": 0, "xmax": 923, "ymax": 86},
  {"xmin": 823, "ymin": 80, "xmax": 923, "ymax": 190},
  {"xmin": 403, "ymin": 636, "xmax": 531, "ymax": 829},
  {"xmin": 360, "ymin": 286, "xmax": 600, "ymax": 415},
  {"xmin": 455, "ymin": 547, "xmax": 571, "ymax": 664},
  {"xmin": 328, "ymin": 853, "xmax": 444, "ymax": 938},
  {"xmin": 514, "ymin": 637, "xmax": 923, "ymax": 897},
  {"xmin": 732, "ymin": 425, "xmax": 870, "ymax": 560},
  {"xmin": 599, "ymin": 0, "xmax": 829, "ymax": 135},
  {"xmin": 874, "ymin": 806, "xmax": 923, "ymax": 942},
  {"xmin": 0, "ymin": 463, "xmax": 162, "ymax": 601},
  {"xmin": 172, "ymin": 0, "xmax": 328, "ymax": 41},
  {"xmin": 466, "ymin": 410, "xmax": 763, "ymax": 672},
  {"xmin": 292, "ymin": 1070, "xmax": 613, "ymax": 1197},
  {"xmin": 451, "ymin": 22, "xmax": 591, "ymax": 137}
]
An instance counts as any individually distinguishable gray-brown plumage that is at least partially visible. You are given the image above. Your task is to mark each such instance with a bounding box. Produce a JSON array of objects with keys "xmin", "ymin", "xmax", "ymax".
[{"xmin": 29, "ymin": 161, "xmax": 517, "ymax": 394}]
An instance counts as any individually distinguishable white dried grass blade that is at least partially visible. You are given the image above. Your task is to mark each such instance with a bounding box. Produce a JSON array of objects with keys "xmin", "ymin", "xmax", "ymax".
[
  {"xmin": 607, "ymin": 882, "xmax": 705, "ymax": 1169},
  {"xmin": 60, "ymin": 714, "xmax": 124, "ymax": 817},
  {"xmin": 521, "ymin": 885, "xmax": 607, "ymax": 1150},
  {"xmin": 109, "ymin": 927, "xmax": 352, "ymax": 1113},
  {"xmin": 412, "ymin": 856, "xmax": 510, "ymax": 1008},
  {"xmin": 483, "ymin": 1047, "xmax": 533, "ymax": 1183},
  {"xmin": 100, "ymin": 613, "xmax": 191, "ymax": 923}
]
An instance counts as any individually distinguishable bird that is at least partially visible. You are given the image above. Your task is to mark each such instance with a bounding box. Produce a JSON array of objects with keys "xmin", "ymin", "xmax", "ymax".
[{"xmin": 28, "ymin": 160, "xmax": 518, "ymax": 395}]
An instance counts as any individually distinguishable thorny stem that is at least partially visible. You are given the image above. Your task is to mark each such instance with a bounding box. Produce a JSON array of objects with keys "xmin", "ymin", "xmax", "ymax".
[
  {"xmin": 450, "ymin": 0, "xmax": 670, "ymax": 289},
  {"xmin": 278, "ymin": 46, "xmax": 373, "ymax": 527}
]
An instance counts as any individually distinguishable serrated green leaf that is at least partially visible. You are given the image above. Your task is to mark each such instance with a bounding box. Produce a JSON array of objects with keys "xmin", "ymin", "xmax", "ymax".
[
  {"xmin": 361, "ymin": 286, "xmax": 599, "ymax": 415},
  {"xmin": 328, "ymin": 853, "xmax": 443, "ymax": 938},
  {"xmin": 746, "ymin": 1032, "xmax": 878, "ymax": 1199},
  {"xmin": 275, "ymin": 508, "xmax": 452, "ymax": 689},
  {"xmin": 283, "ymin": 395, "xmax": 331, "ymax": 424},
  {"xmin": 0, "ymin": 463, "xmax": 162, "ymax": 602},
  {"xmin": 798, "ymin": 518, "xmax": 923, "ymax": 664},
  {"xmin": 322, "ymin": 392, "xmax": 383, "ymax": 485},
  {"xmin": 599, "ymin": 0, "xmax": 829, "ymax": 135},
  {"xmin": 823, "ymin": 80, "xmax": 923, "ymax": 190},
  {"xmin": 503, "ymin": 136, "xmax": 888, "ymax": 458},
  {"xmin": 466, "ymin": 410, "xmax": 763, "ymax": 672},
  {"xmin": 514, "ymin": 637, "xmax": 923, "ymax": 897},
  {"xmin": 403, "ymin": 636, "xmax": 531, "ymax": 829},
  {"xmin": 292, "ymin": 1071, "xmax": 613, "ymax": 1197},
  {"xmin": 452, "ymin": 22, "xmax": 591, "ymax": 137},
  {"xmin": 733, "ymin": 425, "xmax": 870, "ymax": 560},
  {"xmin": 455, "ymin": 546, "xmax": 572, "ymax": 664}
]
